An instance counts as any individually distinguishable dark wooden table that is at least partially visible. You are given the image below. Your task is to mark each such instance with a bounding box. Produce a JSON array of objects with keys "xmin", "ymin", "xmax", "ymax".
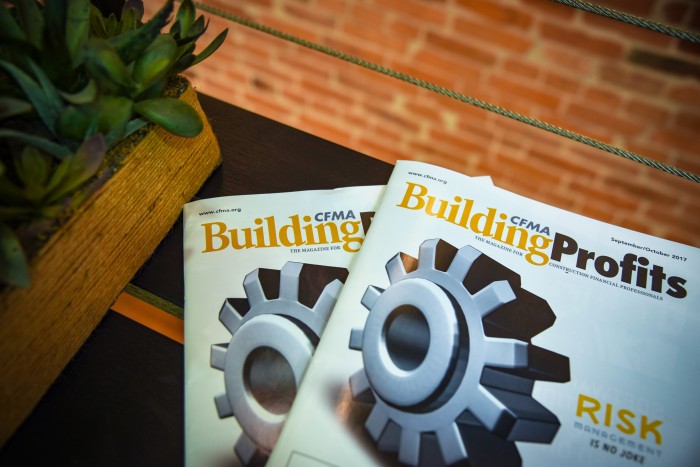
[{"xmin": 0, "ymin": 95, "xmax": 393, "ymax": 466}]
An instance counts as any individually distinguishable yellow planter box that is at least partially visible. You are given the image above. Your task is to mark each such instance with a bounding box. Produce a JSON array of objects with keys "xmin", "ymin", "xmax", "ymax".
[{"xmin": 0, "ymin": 81, "xmax": 220, "ymax": 444}]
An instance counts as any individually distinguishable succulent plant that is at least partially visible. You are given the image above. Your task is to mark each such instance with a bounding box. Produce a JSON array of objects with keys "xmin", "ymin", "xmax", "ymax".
[{"xmin": 0, "ymin": 0, "xmax": 228, "ymax": 286}]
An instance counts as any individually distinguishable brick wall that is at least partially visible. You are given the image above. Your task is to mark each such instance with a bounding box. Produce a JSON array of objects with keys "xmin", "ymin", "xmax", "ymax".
[{"xmin": 157, "ymin": 0, "xmax": 700, "ymax": 247}]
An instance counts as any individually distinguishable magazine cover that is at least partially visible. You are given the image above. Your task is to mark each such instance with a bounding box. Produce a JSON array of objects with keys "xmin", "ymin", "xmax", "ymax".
[
  {"xmin": 269, "ymin": 161, "xmax": 700, "ymax": 467},
  {"xmin": 183, "ymin": 186, "xmax": 385, "ymax": 466}
]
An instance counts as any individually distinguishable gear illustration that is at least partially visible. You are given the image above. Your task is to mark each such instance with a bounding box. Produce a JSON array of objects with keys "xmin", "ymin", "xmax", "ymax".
[
  {"xmin": 211, "ymin": 262, "xmax": 348, "ymax": 465},
  {"xmin": 349, "ymin": 239, "xmax": 570, "ymax": 467}
]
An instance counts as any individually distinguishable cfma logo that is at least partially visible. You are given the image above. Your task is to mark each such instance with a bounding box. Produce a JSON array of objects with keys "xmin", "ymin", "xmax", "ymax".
[{"xmin": 349, "ymin": 239, "xmax": 570, "ymax": 466}]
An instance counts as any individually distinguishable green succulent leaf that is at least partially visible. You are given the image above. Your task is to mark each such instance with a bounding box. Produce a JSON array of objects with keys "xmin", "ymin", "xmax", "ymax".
[
  {"xmin": 27, "ymin": 59, "xmax": 65, "ymax": 126},
  {"xmin": 0, "ymin": 59, "xmax": 60, "ymax": 133},
  {"xmin": 95, "ymin": 96, "xmax": 134, "ymax": 145},
  {"xmin": 175, "ymin": 0, "xmax": 196, "ymax": 37},
  {"xmin": 15, "ymin": 0, "xmax": 44, "ymax": 49},
  {"xmin": 110, "ymin": 0, "xmax": 173, "ymax": 64},
  {"xmin": 134, "ymin": 97, "xmax": 203, "ymax": 137},
  {"xmin": 45, "ymin": 133, "xmax": 106, "ymax": 202},
  {"xmin": 132, "ymin": 34, "xmax": 177, "ymax": 96},
  {"xmin": 59, "ymin": 79, "xmax": 98, "ymax": 105},
  {"xmin": 0, "ymin": 222, "xmax": 30, "ymax": 288},
  {"xmin": 192, "ymin": 29, "xmax": 228, "ymax": 67},
  {"xmin": 122, "ymin": 0, "xmax": 144, "ymax": 22},
  {"xmin": 0, "ymin": 96, "xmax": 32, "ymax": 119},
  {"xmin": 14, "ymin": 145, "xmax": 52, "ymax": 189},
  {"xmin": 84, "ymin": 38, "xmax": 131, "ymax": 92},
  {"xmin": 0, "ymin": 3, "xmax": 26, "ymax": 42},
  {"xmin": 66, "ymin": 0, "xmax": 91, "ymax": 67},
  {"xmin": 89, "ymin": 4, "xmax": 109, "ymax": 38},
  {"xmin": 0, "ymin": 129, "xmax": 72, "ymax": 159},
  {"xmin": 124, "ymin": 117, "xmax": 149, "ymax": 138},
  {"xmin": 57, "ymin": 105, "xmax": 93, "ymax": 142},
  {"xmin": 185, "ymin": 15, "xmax": 207, "ymax": 41}
]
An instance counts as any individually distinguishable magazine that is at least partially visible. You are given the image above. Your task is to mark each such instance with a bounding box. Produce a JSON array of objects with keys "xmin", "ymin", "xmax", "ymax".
[
  {"xmin": 268, "ymin": 161, "xmax": 700, "ymax": 467},
  {"xmin": 182, "ymin": 186, "xmax": 384, "ymax": 466}
]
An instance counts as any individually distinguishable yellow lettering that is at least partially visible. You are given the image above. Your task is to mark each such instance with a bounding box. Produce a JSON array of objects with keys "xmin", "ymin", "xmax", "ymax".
[
  {"xmin": 616, "ymin": 409, "xmax": 636, "ymax": 435},
  {"xmin": 640, "ymin": 416, "xmax": 663, "ymax": 445},
  {"xmin": 201, "ymin": 222, "xmax": 229, "ymax": 252},
  {"xmin": 576, "ymin": 394, "xmax": 600, "ymax": 424},
  {"xmin": 397, "ymin": 182, "xmax": 428, "ymax": 210}
]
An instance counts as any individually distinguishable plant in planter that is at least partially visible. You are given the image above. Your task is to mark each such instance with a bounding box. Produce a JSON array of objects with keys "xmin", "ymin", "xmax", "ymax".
[
  {"xmin": 0, "ymin": 0, "xmax": 229, "ymax": 445},
  {"xmin": 0, "ymin": 0, "xmax": 227, "ymax": 286}
]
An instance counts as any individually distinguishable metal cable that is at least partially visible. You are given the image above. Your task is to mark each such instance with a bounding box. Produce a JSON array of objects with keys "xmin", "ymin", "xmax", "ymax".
[
  {"xmin": 551, "ymin": 0, "xmax": 700, "ymax": 43},
  {"xmin": 194, "ymin": 2, "xmax": 700, "ymax": 183}
]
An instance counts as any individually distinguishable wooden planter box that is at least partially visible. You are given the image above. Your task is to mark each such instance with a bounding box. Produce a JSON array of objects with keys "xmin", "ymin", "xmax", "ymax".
[{"xmin": 0, "ymin": 83, "xmax": 220, "ymax": 444}]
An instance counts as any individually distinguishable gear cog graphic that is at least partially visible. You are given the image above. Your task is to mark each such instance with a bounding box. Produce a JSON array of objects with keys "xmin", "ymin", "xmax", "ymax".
[
  {"xmin": 349, "ymin": 239, "xmax": 570, "ymax": 467},
  {"xmin": 211, "ymin": 262, "xmax": 348, "ymax": 465}
]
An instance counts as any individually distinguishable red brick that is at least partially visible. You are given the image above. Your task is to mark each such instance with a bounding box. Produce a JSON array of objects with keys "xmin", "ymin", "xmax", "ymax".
[
  {"xmin": 488, "ymin": 76, "xmax": 561, "ymax": 110},
  {"xmin": 691, "ymin": 6, "xmax": 700, "ymax": 31},
  {"xmin": 425, "ymin": 31, "xmax": 497, "ymax": 65},
  {"xmin": 519, "ymin": 0, "xmax": 576, "ymax": 19},
  {"xmin": 544, "ymin": 71, "xmax": 580, "ymax": 94},
  {"xmin": 299, "ymin": 115, "xmax": 353, "ymax": 146},
  {"xmin": 540, "ymin": 22, "xmax": 625, "ymax": 59},
  {"xmin": 300, "ymin": 78, "xmax": 354, "ymax": 106},
  {"xmin": 568, "ymin": 103, "xmax": 646, "ymax": 137},
  {"xmin": 393, "ymin": 62, "xmax": 462, "ymax": 91},
  {"xmin": 373, "ymin": 0, "xmax": 447, "ymax": 26},
  {"xmin": 675, "ymin": 110, "xmax": 700, "ymax": 133},
  {"xmin": 541, "ymin": 45, "xmax": 594, "ymax": 75},
  {"xmin": 497, "ymin": 152, "xmax": 561, "ymax": 186},
  {"xmin": 341, "ymin": 22, "xmax": 408, "ymax": 54},
  {"xmin": 668, "ymin": 84, "xmax": 700, "ymax": 107},
  {"xmin": 411, "ymin": 50, "xmax": 482, "ymax": 82},
  {"xmin": 316, "ymin": 0, "xmax": 347, "ymax": 16},
  {"xmin": 626, "ymin": 142, "xmax": 676, "ymax": 165},
  {"xmin": 366, "ymin": 103, "xmax": 421, "ymax": 132},
  {"xmin": 429, "ymin": 128, "xmax": 484, "ymax": 155},
  {"xmin": 678, "ymin": 40, "xmax": 700, "ymax": 58},
  {"xmin": 388, "ymin": 18, "xmax": 421, "ymax": 38},
  {"xmin": 259, "ymin": 13, "xmax": 321, "ymax": 43},
  {"xmin": 648, "ymin": 205, "xmax": 700, "ymax": 235},
  {"xmin": 624, "ymin": 100, "xmax": 669, "ymax": 126},
  {"xmin": 453, "ymin": 17, "xmax": 534, "ymax": 53},
  {"xmin": 581, "ymin": 13, "xmax": 673, "ymax": 47},
  {"xmin": 603, "ymin": 174, "xmax": 678, "ymax": 207},
  {"xmin": 323, "ymin": 37, "xmax": 385, "ymax": 65},
  {"xmin": 405, "ymin": 101, "xmax": 444, "ymax": 122},
  {"xmin": 337, "ymin": 69, "xmax": 394, "ymax": 102},
  {"xmin": 663, "ymin": 2, "xmax": 690, "ymax": 24},
  {"xmin": 529, "ymin": 148, "xmax": 598, "ymax": 181},
  {"xmin": 348, "ymin": 4, "xmax": 386, "ymax": 28},
  {"xmin": 503, "ymin": 58, "xmax": 540, "ymax": 80},
  {"xmin": 589, "ymin": 0, "xmax": 654, "ymax": 16},
  {"xmin": 358, "ymin": 136, "xmax": 408, "ymax": 164},
  {"xmin": 581, "ymin": 86, "xmax": 623, "ymax": 109},
  {"xmin": 408, "ymin": 141, "xmax": 478, "ymax": 169},
  {"xmin": 600, "ymin": 63, "xmax": 665, "ymax": 95},
  {"xmin": 572, "ymin": 180, "xmax": 639, "ymax": 211},
  {"xmin": 455, "ymin": 0, "xmax": 533, "ymax": 29},
  {"xmin": 243, "ymin": 91, "xmax": 292, "ymax": 120},
  {"xmin": 284, "ymin": 3, "xmax": 336, "ymax": 27},
  {"xmin": 651, "ymin": 129, "xmax": 699, "ymax": 155},
  {"xmin": 675, "ymin": 151, "xmax": 700, "ymax": 175}
]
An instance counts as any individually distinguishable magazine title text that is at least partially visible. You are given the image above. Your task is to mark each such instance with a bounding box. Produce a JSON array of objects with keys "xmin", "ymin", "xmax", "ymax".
[
  {"xmin": 200, "ymin": 210, "xmax": 370, "ymax": 254},
  {"xmin": 397, "ymin": 182, "xmax": 688, "ymax": 299}
]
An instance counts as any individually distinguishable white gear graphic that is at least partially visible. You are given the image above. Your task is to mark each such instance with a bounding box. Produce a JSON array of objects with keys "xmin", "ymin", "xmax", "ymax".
[
  {"xmin": 349, "ymin": 239, "xmax": 570, "ymax": 467},
  {"xmin": 211, "ymin": 262, "xmax": 348, "ymax": 465}
]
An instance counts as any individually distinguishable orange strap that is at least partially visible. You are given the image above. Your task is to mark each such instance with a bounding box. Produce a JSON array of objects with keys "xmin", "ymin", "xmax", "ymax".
[{"xmin": 112, "ymin": 292, "xmax": 184, "ymax": 344}]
